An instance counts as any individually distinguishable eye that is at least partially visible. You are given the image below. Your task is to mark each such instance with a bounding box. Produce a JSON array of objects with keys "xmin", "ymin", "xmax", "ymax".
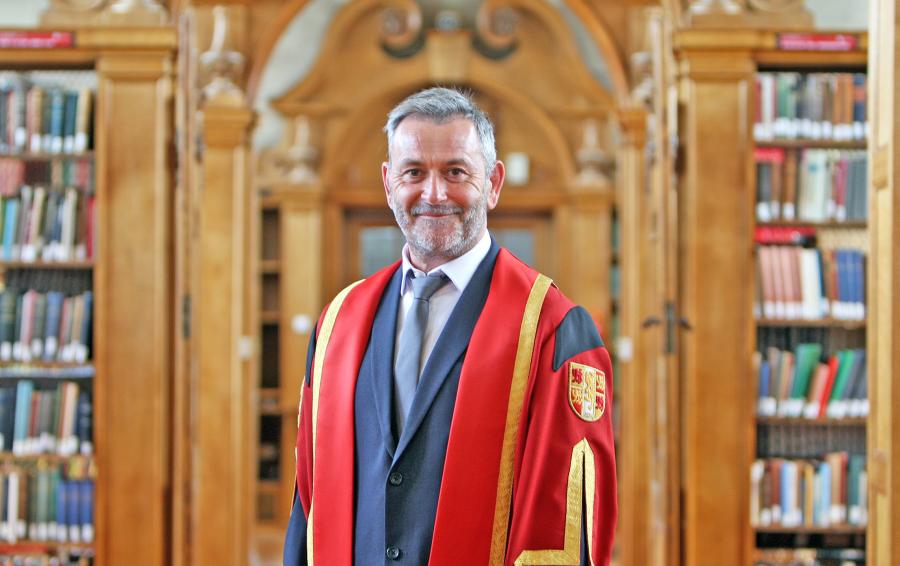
[
  {"xmin": 447, "ymin": 167, "xmax": 466, "ymax": 177},
  {"xmin": 402, "ymin": 168, "xmax": 423, "ymax": 179}
]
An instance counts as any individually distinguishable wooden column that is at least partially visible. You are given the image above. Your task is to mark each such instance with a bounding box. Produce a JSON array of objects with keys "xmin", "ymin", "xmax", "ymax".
[
  {"xmin": 615, "ymin": 106, "xmax": 654, "ymax": 566},
  {"xmin": 193, "ymin": 99, "xmax": 255, "ymax": 565},
  {"xmin": 675, "ymin": 40, "xmax": 755, "ymax": 566},
  {"xmin": 94, "ymin": 48, "xmax": 175, "ymax": 566},
  {"xmin": 277, "ymin": 188, "xmax": 324, "ymax": 525},
  {"xmin": 867, "ymin": 1, "xmax": 900, "ymax": 563}
]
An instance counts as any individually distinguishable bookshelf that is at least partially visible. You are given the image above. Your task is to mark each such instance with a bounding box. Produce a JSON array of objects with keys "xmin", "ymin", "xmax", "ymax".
[
  {"xmin": 673, "ymin": 29, "xmax": 875, "ymax": 566},
  {"xmin": 0, "ymin": 27, "xmax": 175, "ymax": 566},
  {"xmin": 750, "ymin": 42, "xmax": 870, "ymax": 565}
]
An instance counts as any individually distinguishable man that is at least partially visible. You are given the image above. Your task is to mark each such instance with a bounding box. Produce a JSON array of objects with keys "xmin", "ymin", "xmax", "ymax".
[{"xmin": 284, "ymin": 87, "xmax": 616, "ymax": 566}]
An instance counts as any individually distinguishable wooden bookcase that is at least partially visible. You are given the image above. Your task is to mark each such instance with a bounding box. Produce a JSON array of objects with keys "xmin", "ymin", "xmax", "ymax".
[
  {"xmin": 0, "ymin": 28, "xmax": 175, "ymax": 566},
  {"xmin": 674, "ymin": 29, "xmax": 871, "ymax": 566}
]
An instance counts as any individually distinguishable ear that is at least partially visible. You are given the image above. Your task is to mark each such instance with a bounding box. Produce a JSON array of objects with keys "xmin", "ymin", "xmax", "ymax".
[
  {"xmin": 382, "ymin": 161, "xmax": 392, "ymax": 204},
  {"xmin": 486, "ymin": 160, "xmax": 505, "ymax": 210}
]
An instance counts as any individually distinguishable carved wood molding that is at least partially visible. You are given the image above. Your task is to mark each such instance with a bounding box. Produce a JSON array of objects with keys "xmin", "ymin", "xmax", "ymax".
[
  {"xmin": 685, "ymin": 0, "xmax": 812, "ymax": 28},
  {"xmin": 200, "ymin": 5, "xmax": 245, "ymax": 107},
  {"xmin": 41, "ymin": 0, "xmax": 168, "ymax": 27}
]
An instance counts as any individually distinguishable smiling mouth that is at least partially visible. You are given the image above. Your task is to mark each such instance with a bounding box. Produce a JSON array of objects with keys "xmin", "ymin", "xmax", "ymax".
[{"xmin": 412, "ymin": 205, "xmax": 462, "ymax": 218}]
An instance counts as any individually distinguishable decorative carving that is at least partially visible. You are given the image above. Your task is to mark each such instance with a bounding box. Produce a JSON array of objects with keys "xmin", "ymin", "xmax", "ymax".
[
  {"xmin": 747, "ymin": 0, "xmax": 805, "ymax": 12},
  {"xmin": 687, "ymin": 0, "xmax": 745, "ymax": 15},
  {"xmin": 380, "ymin": 0, "xmax": 425, "ymax": 59},
  {"xmin": 575, "ymin": 119, "xmax": 613, "ymax": 186},
  {"xmin": 630, "ymin": 51, "xmax": 653, "ymax": 109},
  {"xmin": 200, "ymin": 6, "xmax": 245, "ymax": 106},
  {"xmin": 42, "ymin": 0, "xmax": 168, "ymax": 26},
  {"xmin": 473, "ymin": 1, "xmax": 519, "ymax": 59},
  {"xmin": 282, "ymin": 115, "xmax": 319, "ymax": 184}
]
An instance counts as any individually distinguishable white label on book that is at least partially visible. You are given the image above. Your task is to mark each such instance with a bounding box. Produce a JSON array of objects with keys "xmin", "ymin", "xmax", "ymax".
[
  {"xmin": 74, "ymin": 133, "xmax": 88, "ymax": 153},
  {"xmin": 803, "ymin": 402, "xmax": 819, "ymax": 419},
  {"xmin": 0, "ymin": 342, "xmax": 11, "ymax": 361},
  {"xmin": 82, "ymin": 524, "xmax": 95, "ymax": 543},
  {"xmin": 30, "ymin": 134, "xmax": 42, "ymax": 153},
  {"xmin": 63, "ymin": 136, "xmax": 74, "ymax": 154},
  {"xmin": 30, "ymin": 338, "xmax": 42, "ymax": 358},
  {"xmin": 69, "ymin": 525, "xmax": 80, "ymax": 543},
  {"xmin": 45, "ymin": 336, "xmax": 57, "ymax": 359},
  {"xmin": 14, "ymin": 128, "xmax": 25, "ymax": 149},
  {"xmin": 75, "ymin": 343, "xmax": 87, "ymax": 364}
]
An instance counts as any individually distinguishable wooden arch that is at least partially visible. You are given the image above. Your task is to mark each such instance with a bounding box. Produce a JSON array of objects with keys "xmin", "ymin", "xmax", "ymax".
[{"xmin": 246, "ymin": 0, "xmax": 630, "ymax": 104}]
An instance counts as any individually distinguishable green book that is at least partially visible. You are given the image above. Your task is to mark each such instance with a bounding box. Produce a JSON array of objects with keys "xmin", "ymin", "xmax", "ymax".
[
  {"xmin": 829, "ymin": 349, "xmax": 857, "ymax": 402},
  {"xmin": 790, "ymin": 343, "xmax": 822, "ymax": 401}
]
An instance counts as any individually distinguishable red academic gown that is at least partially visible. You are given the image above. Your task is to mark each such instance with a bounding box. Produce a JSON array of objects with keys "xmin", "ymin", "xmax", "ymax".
[{"xmin": 294, "ymin": 249, "xmax": 617, "ymax": 565}]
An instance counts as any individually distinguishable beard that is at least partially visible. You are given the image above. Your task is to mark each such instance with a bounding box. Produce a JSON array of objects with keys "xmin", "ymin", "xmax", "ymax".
[{"xmin": 390, "ymin": 189, "xmax": 488, "ymax": 262}]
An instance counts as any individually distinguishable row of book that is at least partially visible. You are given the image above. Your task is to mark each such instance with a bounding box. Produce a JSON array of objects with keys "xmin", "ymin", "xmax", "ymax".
[
  {"xmin": 0, "ymin": 381, "xmax": 91, "ymax": 458},
  {"xmin": 755, "ymin": 548, "xmax": 864, "ymax": 566},
  {"xmin": 755, "ymin": 347, "xmax": 867, "ymax": 420},
  {"xmin": 0, "ymin": 290, "xmax": 93, "ymax": 364},
  {"xmin": 753, "ymin": 72, "xmax": 867, "ymax": 141},
  {"xmin": 0, "ymin": 83, "xmax": 93, "ymax": 156},
  {"xmin": 0, "ymin": 188, "xmax": 93, "ymax": 263},
  {"xmin": 750, "ymin": 453, "xmax": 867, "ymax": 529},
  {"xmin": 0, "ymin": 159, "xmax": 94, "ymax": 196},
  {"xmin": 755, "ymin": 236, "xmax": 865, "ymax": 322},
  {"xmin": 755, "ymin": 148, "xmax": 867, "ymax": 223},
  {"xmin": 0, "ymin": 554, "xmax": 92, "ymax": 566},
  {"xmin": 0, "ymin": 465, "xmax": 94, "ymax": 544}
]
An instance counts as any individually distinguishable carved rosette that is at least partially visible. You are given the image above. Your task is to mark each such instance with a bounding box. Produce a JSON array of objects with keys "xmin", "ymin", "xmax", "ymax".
[
  {"xmin": 282, "ymin": 115, "xmax": 320, "ymax": 184},
  {"xmin": 200, "ymin": 6, "xmax": 245, "ymax": 106},
  {"xmin": 380, "ymin": 0, "xmax": 425, "ymax": 59},
  {"xmin": 474, "ymin": 1, "xmax": 519, "ymax": 59}
]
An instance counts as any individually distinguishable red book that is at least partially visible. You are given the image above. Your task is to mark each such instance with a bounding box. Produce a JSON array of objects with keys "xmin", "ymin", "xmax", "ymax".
[{"xmin": 818, "ymin": 355, "xmax": 840, "ymax": 418}]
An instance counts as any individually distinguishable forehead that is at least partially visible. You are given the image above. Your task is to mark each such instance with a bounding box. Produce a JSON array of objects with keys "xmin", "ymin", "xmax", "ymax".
[{"xmin": 390, "ymin": 117, "xmax": 482, "ymax": 161}]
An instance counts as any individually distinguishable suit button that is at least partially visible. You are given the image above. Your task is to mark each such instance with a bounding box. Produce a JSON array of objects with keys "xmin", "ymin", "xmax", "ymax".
[
  {"xmin": 386, "ymin": 546, "xmax": 401, "ymax": 560},
  {"xmin": 389, "ymin": 472, "xmax": 403, "ymax": 486}
]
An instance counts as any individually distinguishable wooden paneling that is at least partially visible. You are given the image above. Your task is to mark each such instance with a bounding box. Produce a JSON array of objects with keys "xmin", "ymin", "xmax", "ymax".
[
  {"xmin": 193, "ymin": 103, "xmax": 255, "ymax": 566},
  {"xmin": 95, "ymin": 50, "xmax": 175, "ymax": 566},
  {"xmin": 615, "ymin": 106, "xmax": 653, "ymax": 566},
  {"xmin": 676, "ymin": 43, "xmax": 755, "ymax": 566},
  {"xmin": 867, "ymin": 1, "xmax": 900, "ymax": 563}
]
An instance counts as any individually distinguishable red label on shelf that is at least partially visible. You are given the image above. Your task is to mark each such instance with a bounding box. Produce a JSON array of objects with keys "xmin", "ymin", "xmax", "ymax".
[
  {"xmin": 0, "ymin": 31, "xmax": 74, "ymax": 49},
  {"xmin": 776, "ymin": 33, "xmax": 858, "ymax": 52}
]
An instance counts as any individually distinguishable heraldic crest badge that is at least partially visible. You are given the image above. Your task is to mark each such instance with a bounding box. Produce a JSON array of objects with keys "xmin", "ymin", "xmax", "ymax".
[{"xmin": 568, "ymin": 361, "xmax": 607, "ymax": 422}]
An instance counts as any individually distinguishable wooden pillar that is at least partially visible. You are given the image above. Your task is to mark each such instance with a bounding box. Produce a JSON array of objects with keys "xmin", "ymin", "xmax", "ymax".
[
  {"xmin": 94, "ymin": 49, "xmax": 175, "ymax": 566},
  {"xmin": 867, "ymin": 0, "xmax": 900, "ymax": 563},
  {"xmin": 277, "ymin": 189, "xmax": 324, "ymax": 525},
  {"xmin": 193, "ymin": 98, "xmax": 255, "ymax": 565},
  {"xmin": 615, "ymin": 106, "xmax": 654, "ymax": 566},
  {"xmin": 675, "ymin": 40, "xmax": 755, "ymax": 565}
]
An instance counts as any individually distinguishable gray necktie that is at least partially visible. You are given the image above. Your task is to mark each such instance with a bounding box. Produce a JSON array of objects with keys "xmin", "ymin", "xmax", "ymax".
[{"xmin": 394, "ymin": 272, "xmax": 448, "ymax": 435}]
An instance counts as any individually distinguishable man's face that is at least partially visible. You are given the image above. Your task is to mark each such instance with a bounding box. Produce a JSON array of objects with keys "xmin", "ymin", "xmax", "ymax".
[{"xmin": 382, "ymin": 117, "xmax": 504, "ymax": 269}]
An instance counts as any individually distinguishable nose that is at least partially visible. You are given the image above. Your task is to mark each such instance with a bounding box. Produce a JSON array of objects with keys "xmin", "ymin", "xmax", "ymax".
[{"xmin": 421, "ymin": 171, "xmax": 447, "ymax": 204}]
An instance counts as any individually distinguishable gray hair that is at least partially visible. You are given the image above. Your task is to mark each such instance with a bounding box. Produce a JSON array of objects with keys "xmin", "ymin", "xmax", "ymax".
[{"xmin": 384, "ymin": 87, "xmax": 497, "ymax": 174}]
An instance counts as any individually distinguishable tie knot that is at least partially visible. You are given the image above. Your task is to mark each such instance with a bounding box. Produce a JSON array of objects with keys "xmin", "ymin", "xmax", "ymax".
[{"xmin": 410, "ymin": 273, "xmax": 448, "ymax": 301}]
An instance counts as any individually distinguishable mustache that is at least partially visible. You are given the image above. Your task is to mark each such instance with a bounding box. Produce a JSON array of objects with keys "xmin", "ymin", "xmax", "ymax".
[{"xmin": 411, "ymin": 203, "xmax": 463, "ymax": 216}]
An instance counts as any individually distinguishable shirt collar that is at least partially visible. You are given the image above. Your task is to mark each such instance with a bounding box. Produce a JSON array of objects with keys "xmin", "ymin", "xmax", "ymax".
[{"xmin": 399, "ymin": 231, "xmax": 491, "ymax": 296}]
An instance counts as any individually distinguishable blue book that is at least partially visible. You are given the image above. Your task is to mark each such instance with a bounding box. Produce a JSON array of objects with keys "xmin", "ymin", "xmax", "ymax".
[
  {"xmin": 80, "ymin": 480, "xmax": 94, "ymax": 542},
  {"xmin": 67, "ymin": 479, "xmax": 80, "ymax": 542},
  {"xmin": 77, "ymin": 290, "xmax": 92, "ymax": 362},
  {"xmin": 817, "ymin": 461, "xmax": 831, "ymax": 525},
  {"xmin": 758, "ymin": 360, "xmax": 771, "ymax": 398},
  {"xmin": 43, "ymin": 291, "xmax": 64, "ymax": 362},
  {"xmin": 12, "ymin": 380, "xmax": 33, "ymax": 455},
  {"xmin": 55, "ymin": 479, "xmax": 67, "ymax": 542},
  {"xmin": 2, "ymin": 198, "xmax": 19, "ymax": 261}
]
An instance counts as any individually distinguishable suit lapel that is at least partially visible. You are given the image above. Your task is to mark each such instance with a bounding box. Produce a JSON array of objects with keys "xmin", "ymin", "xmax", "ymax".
[
  {"xmin": 394, "ymin": 240, "xmax": 500, "ymax": 462},
  {"xmin": 366, "ymin": 267, "xmax": 402, "ymax": 459}
]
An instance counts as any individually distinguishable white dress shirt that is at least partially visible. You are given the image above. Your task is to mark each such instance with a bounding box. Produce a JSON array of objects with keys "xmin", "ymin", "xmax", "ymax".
[{"xmin": 395, "ymin": 231, "xmax": 491, "ymax": 374}]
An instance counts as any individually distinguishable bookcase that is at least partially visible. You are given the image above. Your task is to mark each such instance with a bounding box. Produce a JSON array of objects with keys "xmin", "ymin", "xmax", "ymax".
[
  {"xmin": 674, "ymin": 29, "xmax": 871, "ymax": 566},
  {"xmin": 749, "ymin": 42, "xmax": 869, "ymax": 566},
  {"xmin": 0, "ymin": 28, "xmax": 175, "ymax": 566}
]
